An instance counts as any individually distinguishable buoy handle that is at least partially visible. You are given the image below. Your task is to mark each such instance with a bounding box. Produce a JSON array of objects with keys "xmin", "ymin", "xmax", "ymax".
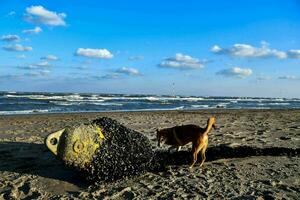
[{"xmin": 45, "ymin": 129, "xmax": 65, "ymax": 155}]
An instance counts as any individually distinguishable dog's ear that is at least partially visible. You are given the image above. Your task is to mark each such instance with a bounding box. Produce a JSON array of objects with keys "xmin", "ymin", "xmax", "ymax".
[
  {"xmin": 212, "ymin": 123, "xmax": 217, "ymax": 130},
  {"xmin": 209, "ymin": 116, "xmax": 217, "ymax": 129},
  {"xmin": 212, "ymin": 120, "xmax": 218, "ymax": 130},
  {"xmin": 207, "ymin": 117, "xmax": 211, "ymax": 123},
  {"xmin": 156, "ymin": 128, "xmax": 160, "ymax": 137}
]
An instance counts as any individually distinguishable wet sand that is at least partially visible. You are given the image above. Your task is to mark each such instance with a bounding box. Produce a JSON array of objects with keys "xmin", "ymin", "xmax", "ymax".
[{"xmin": 0, "ymin": 109, "xmax": 299, "ymax": 199}]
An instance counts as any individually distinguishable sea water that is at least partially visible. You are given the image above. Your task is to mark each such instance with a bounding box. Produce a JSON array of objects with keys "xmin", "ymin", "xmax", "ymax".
[{"xmin": 1, "ymin": 91, "xmax": 299, "ymax": 115}]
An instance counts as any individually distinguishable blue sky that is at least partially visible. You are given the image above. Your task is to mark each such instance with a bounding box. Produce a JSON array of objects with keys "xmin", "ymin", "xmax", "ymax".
[{"xmin": 0, "ymin": 0, "xmax": 300, "ymax": 97}]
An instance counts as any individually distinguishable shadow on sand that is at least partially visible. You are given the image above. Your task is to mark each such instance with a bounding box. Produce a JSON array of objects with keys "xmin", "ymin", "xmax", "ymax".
[
  {"xmin": 0, "ymin": 141, "xmax": 88, "ymax": 187},
  {"xmin": 0, "ymin": 141, "xmax": 299, "ymax": 184},
  {"xmin": 156, "ymin": 144, "xmax": 300, "ymax": 167}
]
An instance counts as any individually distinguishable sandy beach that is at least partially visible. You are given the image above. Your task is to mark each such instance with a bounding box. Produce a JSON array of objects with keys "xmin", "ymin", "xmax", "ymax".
[{"xmin": 0, "ymin": 109, "xmax": 300, "ymax": 199}]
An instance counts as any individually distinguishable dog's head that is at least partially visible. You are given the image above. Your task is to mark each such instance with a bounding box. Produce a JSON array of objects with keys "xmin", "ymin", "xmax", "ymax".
[
  {"xmin": 156, "ymin": 128, "xmax": 168, "ymax": 147},
  {"xmin": 208, "ymin": 117, "xmax": 217, "ymax": 130}
]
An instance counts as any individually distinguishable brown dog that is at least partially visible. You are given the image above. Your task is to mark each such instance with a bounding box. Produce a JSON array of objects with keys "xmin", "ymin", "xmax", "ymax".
[{"xmin": 157, "ymin": 117, "xmax": 217, "ymax": 168}]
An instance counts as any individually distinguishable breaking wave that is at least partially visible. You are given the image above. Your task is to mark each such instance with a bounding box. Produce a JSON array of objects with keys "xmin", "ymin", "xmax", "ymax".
[{"xmin": 0, "ymin": 91, "xmax": 300, "ymax": 115}]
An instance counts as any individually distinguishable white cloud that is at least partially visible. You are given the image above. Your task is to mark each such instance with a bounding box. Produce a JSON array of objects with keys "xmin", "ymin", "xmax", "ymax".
[
  {"xmin": 24, "ymin": 5, "xmax": 66, "ymax": 26},
  {"xmin": 24, "ymin": 70, "xmax": 50, "ymax": 77},
  {"xmin": 35, "ymin": 61, "xmax": 50, "ymax": 67},
  {"xmin": 287, "ymin": 50, "xmax": 300, "ymax": 59},
  {"xmin": 99, "ymin": 73, "xmax": 120, "ymax": 79},
  {"xmin": 129, "ymin": 55, "xmax": 144, "ymax": 61},
  {"xmin": 17, "ymin": 62, "xmax": 50, "ymax": 70},
  {"xmin": 2, "ymin": 44, "xmax": 32, "ymax": 52},
  {"xmin": 74, "ymin": 65, "xmax": 88, "ymax": 70},
  {"xmin": 116, "ymin": 67, "xmax": 141, "ymax": 76},
  {"xmin": 256, "ymin": 75, "xmax": 271, "ymax": 81},
  {"xmin": 159, "ymin": 53, "xmax": 204, "ymax": 69},
  {"xmin": 17, "ymin": 65, "xmax": 37, "ymax": 70},
  {"xmin": 41, "ymin": 55, "xmax": 58, "ymax": 61},
  {"xmin": 278, "ymin": 75, "xmax": 299, "ymax": 80},
  {"xmin": 17, "ymin": 54, "xmax": 26, "ymax": 59},
  {"xmin": 211, "ymin": 42, "xmax": 287, "ymax": 59},
  {"xmin": 216, "ymin": 67, "xmax": 253, "ymax": 78},
  {"xmin": 211, "ymin": 45, "xmax": 222, "ymax": 53},
  {"xmin": 22, "ymin": 26, "xmax": 42, "ymax": 34},
  {"xmin": 100, "ymin": 67, "xmax": 141, "ymax": 79},
  {"xmin": 1, "ymin": 34, "xmax": 20, "ymax": 42},
  {"xmin": 75, "ymin": 48, "xmax": 113, "ymax": 59},
  {"xmin": 7, "ymin": 11, "xmax": 16, "ymax": 17}
]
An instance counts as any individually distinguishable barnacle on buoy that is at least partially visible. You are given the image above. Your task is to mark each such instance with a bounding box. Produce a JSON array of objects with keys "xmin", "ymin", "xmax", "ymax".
[{"xmin": 45, "ymin": 117, "xmax": 157, "ymax": 182}]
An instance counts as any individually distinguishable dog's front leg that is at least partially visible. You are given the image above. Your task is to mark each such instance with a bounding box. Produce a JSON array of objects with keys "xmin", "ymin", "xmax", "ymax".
[{"xmin": 189, "ymin": 143, "xmax": 197, "ymax": 168}]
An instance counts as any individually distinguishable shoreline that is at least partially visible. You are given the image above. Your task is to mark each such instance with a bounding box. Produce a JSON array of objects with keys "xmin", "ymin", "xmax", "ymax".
[{"xmin": 1, "ymin": 107, "xmax": 300, "ymax": 117}]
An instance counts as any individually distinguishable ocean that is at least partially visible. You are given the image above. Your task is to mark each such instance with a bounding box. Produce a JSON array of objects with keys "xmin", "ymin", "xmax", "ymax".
[{"xmin": 0, "ymin": 91, "xmax": 299, "ymax": 115}]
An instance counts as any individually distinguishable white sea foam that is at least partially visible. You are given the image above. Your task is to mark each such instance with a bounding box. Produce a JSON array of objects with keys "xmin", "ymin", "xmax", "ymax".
[
  {"xmin": 119, "ymin": 106, "xmax": 185, "ymax": 112},
  {"xmin": 50, "ymin": 101, "xmax": 123, "ymax": 106},
  {"xmin": 191, "ymin": 105, "xmax": 210, "ymax": 108},
  {"xmin": 88, "ymin": 102, "xmax": 123, "ymax": 106},
  {"xmin": 269, "ymin": 102, "xmax": 290, "ymax": 106},
  {"xmin": 50, "ymin": 101, "xmax": 74, "ymax": 106},
  {"xmin": 173, "ymin": 106, "xmax": 184, "ymax": 110},
  {"xmin": 0, "ymin": 109, "xmax": 50, "ymax": 115}
]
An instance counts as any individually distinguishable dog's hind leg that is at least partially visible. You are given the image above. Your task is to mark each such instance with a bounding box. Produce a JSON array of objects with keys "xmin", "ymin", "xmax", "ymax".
[
  {"xmin": 189, "ymin": 143, "xmax": 198, "ymax": 168},
  {"xmin": 190, "ymin": 140, "xmax": 205, "ymax": 168},
  {"xmin": 199, "ymin": 147, "xmax": 207, "ymax": 167},
  {"xmin": 199, "ymin": 142, "xmax": 208, "ymax": 167}
]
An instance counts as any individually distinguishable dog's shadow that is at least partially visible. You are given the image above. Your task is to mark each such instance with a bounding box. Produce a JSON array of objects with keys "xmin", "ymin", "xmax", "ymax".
[
  {"xmin": 155, "ymin": 144, "xmax": 300, "ymax": 167},
  {"xmin": 0, "ymin": 141, "xmax": 87, "ymax": 187}
]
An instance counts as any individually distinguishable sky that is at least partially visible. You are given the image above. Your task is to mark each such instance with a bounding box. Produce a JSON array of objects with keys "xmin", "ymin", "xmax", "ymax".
[{"xmin": 0, "ymin": 0, "xmax": 300, "ymax": 98}]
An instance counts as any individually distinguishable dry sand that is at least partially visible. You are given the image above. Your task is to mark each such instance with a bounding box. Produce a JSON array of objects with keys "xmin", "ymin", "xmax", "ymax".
[{"xmin": 0, "ymin": 109, "xmax": 299, "ymax": 199}]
